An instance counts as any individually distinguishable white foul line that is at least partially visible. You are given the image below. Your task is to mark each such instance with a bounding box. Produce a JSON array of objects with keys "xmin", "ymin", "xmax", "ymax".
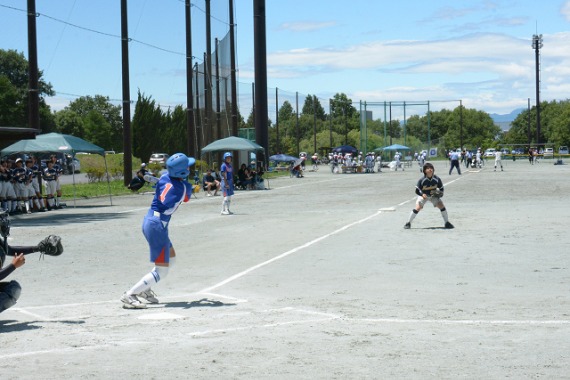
[
  {"xmin": 199, "ymin": 210, "xmax": 383, "ymax": 293},
  {"xmin": 199, "ymin": 174, "xmax": 471, "ymax": 294}
]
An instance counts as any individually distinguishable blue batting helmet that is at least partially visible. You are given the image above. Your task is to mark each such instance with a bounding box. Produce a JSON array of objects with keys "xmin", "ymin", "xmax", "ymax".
[
  {"xmin": 223, "ymin": 152, "xmax": 232, "ymax": 161},
  {"xmin": 166, "ymin": 153, "xmax": 195, "ymax": 179}
]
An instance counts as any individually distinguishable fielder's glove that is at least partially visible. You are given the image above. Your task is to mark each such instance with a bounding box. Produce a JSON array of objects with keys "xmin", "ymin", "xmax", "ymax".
[
  {"xmin": 431, "ymin": 188, "xmax": 443, "ymax": 198},
  {"xmin": 37, "ymin": 235, "xmax": 64, "ymax": 257}
]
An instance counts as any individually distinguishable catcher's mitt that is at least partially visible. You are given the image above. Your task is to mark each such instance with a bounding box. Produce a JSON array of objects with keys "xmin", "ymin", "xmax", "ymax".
[
  {"xmin": 431, "ymin": 188, "xmax": 443, "ymax": 198},
  {"xmin": 37, "ymin": 235, "xmax": 64, "ymax": 257}
]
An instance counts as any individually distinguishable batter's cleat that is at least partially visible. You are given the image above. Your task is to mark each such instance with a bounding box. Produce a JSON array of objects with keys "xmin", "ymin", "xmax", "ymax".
[
  {"xmin": 445, "ymin": 221, "xmax": 454, "ymax": 229},
  {"xmin": 121, "ymin": 293, "xmax": 147, "ymax": 309},
  {"xmin": 138, "ymin": 289, "xmax": 159, "ymax": 304},
  {"xmin": 404, "ymin": 222, "xmax": 411, "ymax": 229}
]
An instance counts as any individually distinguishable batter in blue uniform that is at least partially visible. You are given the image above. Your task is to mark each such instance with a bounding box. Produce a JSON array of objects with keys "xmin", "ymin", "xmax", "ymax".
[
  {"xmin": 220, "ymin": 152, "xmax": 234, "ymax": 215},
  {"xmin": 121, "ymin": 153, "xmax": 195, "ymax": 309}
]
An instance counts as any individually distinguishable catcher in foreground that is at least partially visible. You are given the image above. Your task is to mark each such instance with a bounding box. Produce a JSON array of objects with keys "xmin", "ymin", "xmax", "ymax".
[
  {"xmin": 0, "ymin": 210, "xmax": 63, "ymax": 313},
  {"xmin": 404, "ymin": 162, "xmax": 454, "ymax": 229}
]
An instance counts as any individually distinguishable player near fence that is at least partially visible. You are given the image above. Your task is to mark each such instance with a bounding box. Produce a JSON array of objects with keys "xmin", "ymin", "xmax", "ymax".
[
  {"xmin": 120, "ymin": 153, "xmax": 195, "ymax": 309},
  {"xmin": 404, "ymin": 162, "xmax": 454, "ymax": 229}
]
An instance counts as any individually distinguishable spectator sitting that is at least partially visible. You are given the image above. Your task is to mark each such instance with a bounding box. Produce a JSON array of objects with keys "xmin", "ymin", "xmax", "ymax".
[
  {"xmin": 203, "ymin": 169, "xmax": 221, "ymax": 196},
  {"xmin": 237, "ymin": 163, "xmax": 254, "ymax": 190}
]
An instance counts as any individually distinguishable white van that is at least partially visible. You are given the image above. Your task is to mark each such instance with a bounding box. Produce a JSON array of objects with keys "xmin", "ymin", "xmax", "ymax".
[
  {"xmin": 483, "ymin": 148, "xmax": 496, "ymax": 157},
  {"xmin": 543, "ymin": 147, "xmax": 554, "ymax": 158}
]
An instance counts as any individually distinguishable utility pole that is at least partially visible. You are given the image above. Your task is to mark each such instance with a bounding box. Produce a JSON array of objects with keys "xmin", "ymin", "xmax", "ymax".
[
  {"xmin": 27, "ymin": 0, "xmax": 40, "ymax": 133},
  {"xmin": 253, "ymin": 0, "xmax": 269, "ymax": 165},
  {"xmin": 120, "ymin": 0, "xmax": 132, "ymax": 186},
  {"xmin": 532, "ymin": 34, "xmax": 543, "ymax": 146},
  {"xmin": 184, "ymin": 0, "xmax": 195, "ymax": 157}
]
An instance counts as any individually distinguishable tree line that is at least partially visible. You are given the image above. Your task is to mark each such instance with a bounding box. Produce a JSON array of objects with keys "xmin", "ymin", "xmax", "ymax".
[{"xmin": 2, "ymin": 48, "xmax": 569, "ymax": 162}]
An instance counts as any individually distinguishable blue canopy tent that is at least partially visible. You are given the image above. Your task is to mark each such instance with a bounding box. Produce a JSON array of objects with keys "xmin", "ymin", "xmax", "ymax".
[
  {"xmin": 374, "ymin": 144, "xmax": 411, "ymax": 152},
  {"xmin": 268, "ymin": 154, "xmax": 297, "ymax": 162},
  {"xmin": 332, "ymin": 145, "xmax": 358, "ymax": 155}
]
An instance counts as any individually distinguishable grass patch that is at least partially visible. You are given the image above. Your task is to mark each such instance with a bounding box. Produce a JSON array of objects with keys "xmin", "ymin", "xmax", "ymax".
[
  {"xmin": 61, "ymin": 179, "xmax": 135, "ymax": 198},
  {"xmin": 62, "ymin": 154, "xmax": 291, "ymax": 199}
]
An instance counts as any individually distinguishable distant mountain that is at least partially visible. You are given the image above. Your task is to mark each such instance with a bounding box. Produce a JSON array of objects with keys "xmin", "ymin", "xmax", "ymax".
[
  {"xmin": 489, "ymin": 108, "xmax": 525, "ymax": 131},
  {"xmin": 489, "ymin": 108, "xmax": 524, "ymax": 123}
]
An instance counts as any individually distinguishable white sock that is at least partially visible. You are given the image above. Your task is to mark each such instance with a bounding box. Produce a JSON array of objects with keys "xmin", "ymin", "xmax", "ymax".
[
  {"xmin": 408, "ymin": 210, "xmax": 418, "ymax": 223},
  {"xmin": 127, "ymin": 269, "xmax": 159, "ymax": 295},
  {"xmin": 441, "ymin": 209, "xmax": 449, "ymax": 223}
]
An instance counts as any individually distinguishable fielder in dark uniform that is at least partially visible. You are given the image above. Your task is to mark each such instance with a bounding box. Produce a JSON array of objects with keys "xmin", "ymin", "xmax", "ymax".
[{"xmin": 404, "ymin": 162, "xmax": 454, "ymax": 229}]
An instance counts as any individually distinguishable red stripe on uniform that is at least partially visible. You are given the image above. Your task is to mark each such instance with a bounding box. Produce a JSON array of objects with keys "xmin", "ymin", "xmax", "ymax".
[
  {"xmin": 159, "ymin": 183, "xmax": 173, "ymax": 202},
  {"xmin": 155, "ymin": 247, "xmax": 166, "ymax": 264}
]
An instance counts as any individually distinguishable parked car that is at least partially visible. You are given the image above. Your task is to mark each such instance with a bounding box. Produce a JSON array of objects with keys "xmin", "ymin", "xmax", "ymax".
[
  {"xmin": 543, "ymin": 147, "xmax": 554, "ymax": 158},
  {"xmin": 149, "ymin": 153, "xmax": 169, "ymax": 167},
  {"xmin": 559, "ymin": 146, "xmax": 569, "ymax": 155},
  {"xmin": 484, "ymin": 148, "xmax": 496, "ymax": 157},
  {"xmin": 71, "ymin": 157, "xmax": 81, "ymax": 173}
]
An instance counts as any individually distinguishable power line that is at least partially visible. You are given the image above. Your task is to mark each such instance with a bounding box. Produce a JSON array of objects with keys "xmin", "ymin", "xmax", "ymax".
[{"xmin": 0, "ymin": 3, "xmax": 202, "ymax": 60}]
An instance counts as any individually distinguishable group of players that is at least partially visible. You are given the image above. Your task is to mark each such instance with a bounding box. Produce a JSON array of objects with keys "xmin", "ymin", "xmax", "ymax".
[{"xmin": 0, "ymin": 155, "xmax": 63, "ymax": 215}]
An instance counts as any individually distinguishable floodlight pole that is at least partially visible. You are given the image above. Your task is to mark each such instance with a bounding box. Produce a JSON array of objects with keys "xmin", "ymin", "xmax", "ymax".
[
  {"xmin": 532, "ymin": 34, "xmax": 543, "ymax": 145},
  {"xmin": 460, "ymin": 99, "xmax": 463, "ymax": 149}
]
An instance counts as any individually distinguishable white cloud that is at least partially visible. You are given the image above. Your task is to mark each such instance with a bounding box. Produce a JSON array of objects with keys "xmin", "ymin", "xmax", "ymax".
[
  {"xmin": 561, "ymin": 1, "xmax": 570, "ymax": 21},
  {"xmin": 278, "ymin": 21, "xmax": 337, "ymax": 32},
  {"xmin": 263, "ymin": 31, "xmax": 570, "ymax": 113}
]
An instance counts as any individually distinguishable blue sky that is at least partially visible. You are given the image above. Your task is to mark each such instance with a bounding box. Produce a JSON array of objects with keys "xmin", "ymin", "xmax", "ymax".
[{"xmin": 1, "ymin": 0, "xmax": 570, "ymax": 121}]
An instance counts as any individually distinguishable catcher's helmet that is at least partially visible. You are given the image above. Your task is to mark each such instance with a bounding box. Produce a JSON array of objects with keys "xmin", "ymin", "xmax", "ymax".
[
  {"xmin": 422, "ymin": 162, "xmax": 435, "ymax": 174},
  {"xmin": 223, "ymin": 152, "xmax": 233, "ymax": 161},
  {"xmin": 166, "ymin": 153, "xmax": 195, "ymax": 179}
]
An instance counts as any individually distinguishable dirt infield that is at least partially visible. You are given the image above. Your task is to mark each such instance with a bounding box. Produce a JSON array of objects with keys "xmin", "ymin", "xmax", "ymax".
[{"xmin": 1, "ymin": 158, "xmax": 569, "ymax": 379}]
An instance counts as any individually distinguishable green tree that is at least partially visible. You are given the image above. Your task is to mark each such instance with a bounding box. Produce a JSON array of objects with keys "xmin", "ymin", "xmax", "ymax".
[
  {"xmin": 278, "ymin": 100, "xmax": 295, "ymax": 122},
  {"xmin": 54, "ymin": 109, "xmax": 85, "ymax": 137},
  {"xmin": 507, "ymin": 100, "xmax": 570, "ymax": 148},
  {"xmin": 58, "ymin": 95, "xmax": 123, "ymax": 150},
  {"xmin": 301, "ymin": 95, "xmax": 326, "ymax": 121},
  {"xmin": 0, "ymin": 49, "xmax": 54, "ymax": 129},
  {"xmin": 132, "ymin": 91, "xmax": 164, "ymax": 162}
]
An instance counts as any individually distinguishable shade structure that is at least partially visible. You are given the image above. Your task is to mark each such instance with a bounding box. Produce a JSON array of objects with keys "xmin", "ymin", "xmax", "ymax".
[
  {"xmin": 36, "ymin": 132, "xmax": 105, "ymax": 154},
  {"xmin": 1, "ymin": 133, "xmax": 111, "ymax": 207},
  {"xmin": 200, "ymin": 136, "xmax": 265, "ymax": 154},
  {"xmin": 1, "ymin": 132, "xmax": 105, "ymax": 156},
  {"xmin": 268, "ymin": 154, "xmax": 297, "ymax": 162},
  {"xmin": 374, "ymin": 144, "xmax": 411, "ymax": 152},
  {"xmin": 0, "ymin": 139, "xmax": 48, "ymax": 155},
  {"xmin": 332, "ymin": 145, "xmax": 358, "ymax": 155}
]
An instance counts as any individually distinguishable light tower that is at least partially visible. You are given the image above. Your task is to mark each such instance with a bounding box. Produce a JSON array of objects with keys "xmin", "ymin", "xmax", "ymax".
[{"xmin": 532, "ymin": 34, "xmax": 543, "ymax": 145}]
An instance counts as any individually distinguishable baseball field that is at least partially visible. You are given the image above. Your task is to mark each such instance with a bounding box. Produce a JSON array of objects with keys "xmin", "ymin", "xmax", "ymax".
[{"xmin": 2, "ymin": 157, "xmax": 569, "ymax": 379}]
